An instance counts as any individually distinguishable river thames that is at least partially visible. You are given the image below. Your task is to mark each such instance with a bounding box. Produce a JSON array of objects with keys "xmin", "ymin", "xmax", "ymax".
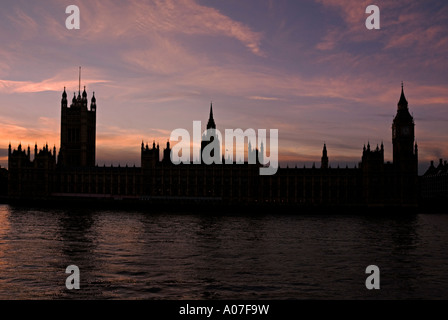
[{"xmin": 0, "ymin": 204, "xmax": 447, "ymax": 299}]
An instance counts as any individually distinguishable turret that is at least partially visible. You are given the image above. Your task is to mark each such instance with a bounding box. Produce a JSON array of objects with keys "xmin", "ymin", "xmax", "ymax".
[
  {"xmin": 91, "ymin": 92, "xmax": 96, "ymax": 112},
  {"xmin": 61, "ymin": 87, "xmax": 68, "ymax": 108},
  {"xmin": 71, "ymin": 92, "xmax": 76, "ymax": 106},
  {"xmin": 82, "ymin": 86, "xmax": 88, "ymax": 108},
  {"xmin": 163, "ymin": 140, "xmax": 172, "ymax": 165},
  {"xmin": 321, "ymin": 143, "xmax": 329, "ymax": 169}
]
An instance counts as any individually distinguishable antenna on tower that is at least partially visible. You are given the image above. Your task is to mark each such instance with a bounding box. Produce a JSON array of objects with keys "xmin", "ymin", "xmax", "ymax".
[{"xmin": 79, "ymin": 66, "xmax": 81, "ymax": 95}]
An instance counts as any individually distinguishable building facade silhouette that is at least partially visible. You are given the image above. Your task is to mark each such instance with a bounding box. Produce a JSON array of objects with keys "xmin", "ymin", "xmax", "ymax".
[
  {"xmin": 421, "ymin": 158, "xmax": 448, "ymax": 205},
  {"xmin": 0, "ymin": 166, "xmax": 7, "ymax": 197},
  {"xmin": 6, "ymin": 82, "xmax": 421, "ymax": 207},
  {"xmin": 58, "ymin": 85, "xmax": 96, "ymax": 168}
]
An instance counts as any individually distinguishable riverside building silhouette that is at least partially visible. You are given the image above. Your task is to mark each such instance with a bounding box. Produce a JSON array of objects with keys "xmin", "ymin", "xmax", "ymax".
[
  {"xmin": 6, "ymin": 80, "xmax": 424, "ymax": 208},
  {"xmin": 421, "ymin": 158, "xmax": 448, "ymax": 207}
]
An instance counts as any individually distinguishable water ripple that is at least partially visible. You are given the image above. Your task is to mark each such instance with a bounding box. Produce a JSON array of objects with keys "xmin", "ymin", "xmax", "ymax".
[{"xmin": 0, "ymin": 205, "xmax": 447, "ymax": 299}]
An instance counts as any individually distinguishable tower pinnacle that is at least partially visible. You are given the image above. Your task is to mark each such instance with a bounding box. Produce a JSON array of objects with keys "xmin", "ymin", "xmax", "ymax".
[
  {"xmin": 398, "ymin": 82, "xmax": 408, "ymax": 110},
  {"xmin": 321, "ymin": 143, "xmax": 329, "ymax": 169},
  {"xmin": 207, "ymin": 102, "xmax": 216, "ymax": 130},
  {"xmin": 79, "ymin": 66, "xmax": 81, "ymax": 95}
]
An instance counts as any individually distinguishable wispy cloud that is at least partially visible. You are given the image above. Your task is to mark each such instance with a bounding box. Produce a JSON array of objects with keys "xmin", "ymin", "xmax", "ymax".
[
  {"xmin": 0, "ymin": 116, "xmax": 59, "ymax": 148},
  {"xmin": 0, "ymin": 70, "xmax": 110, "ymax": 94},
  {"xmin": 0, "ymin": 0, "xmax": 447, "ymax": 169},
  {"xmin": 40, "ymin": 0, "xmax": 264, "ymax": 56},
  {"xmin": 121, "ymin": 35, "xmax": 205, "ymax": 76},
  {"xmin": 248, "ymin": 96, "xmax": 284, "ymax": 101}
]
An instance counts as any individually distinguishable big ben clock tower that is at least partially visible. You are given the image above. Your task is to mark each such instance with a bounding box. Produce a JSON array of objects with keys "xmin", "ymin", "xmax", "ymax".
[{"xmin": 392, "ymin": 83, "xmax": 418, "ymax": 205}]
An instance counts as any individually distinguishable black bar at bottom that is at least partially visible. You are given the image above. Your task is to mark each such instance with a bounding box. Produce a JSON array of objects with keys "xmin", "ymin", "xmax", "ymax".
[{"xmin": 0, "ymin": 300, "xmax": 438, "ymax": 319}]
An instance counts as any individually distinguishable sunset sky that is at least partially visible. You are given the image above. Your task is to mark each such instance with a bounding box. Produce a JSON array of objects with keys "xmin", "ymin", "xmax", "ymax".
[{"xmin": 0, "ymin": 0, "xmax": 447, "ymax": 174}]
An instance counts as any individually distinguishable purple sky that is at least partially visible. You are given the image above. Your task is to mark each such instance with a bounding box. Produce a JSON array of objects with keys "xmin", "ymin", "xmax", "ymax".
[{"xmin": 0, "ymin": 0, "xmax": 447, "ymax": 174}]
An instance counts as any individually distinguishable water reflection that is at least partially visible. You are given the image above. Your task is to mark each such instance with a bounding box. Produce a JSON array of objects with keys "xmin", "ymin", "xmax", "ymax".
[
  {"xmin": 0, "ymin": 205, "xmax": 447, "ymax": 299},
  {"xmin": 56, "ymin": 208, "xmax": 104, "ymax": 299},
  {"xmin": 0, "ymin": 205, "xmax": 11, "ymax": 269}
]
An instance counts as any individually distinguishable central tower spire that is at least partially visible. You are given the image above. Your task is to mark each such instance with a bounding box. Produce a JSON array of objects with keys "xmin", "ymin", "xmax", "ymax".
[
  {"xmin": 207, "ymin": 102, "xmax": 216, "ymax": 130},
  {"xmin": 79, "ymin": 66, "xmax": 81, "ymax": 95},
  {"xmin": 398, "ymin": 81, "xmax": 408, "ymax": 111},
  {"xmin": 59, "ymin": 68, "xmax": 96, "ymax": 168}
]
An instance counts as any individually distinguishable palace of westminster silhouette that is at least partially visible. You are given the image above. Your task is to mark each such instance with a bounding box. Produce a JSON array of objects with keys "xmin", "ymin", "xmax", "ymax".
[{"xmin": 2, "ymin": 75, "xmax": 446, "ymax": 208}]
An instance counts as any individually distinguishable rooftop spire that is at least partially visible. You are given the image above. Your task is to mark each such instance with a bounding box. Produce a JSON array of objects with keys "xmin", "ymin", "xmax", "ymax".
[
  {"xmin": 321, "ymin": 143, "xmax": 329, "ymax": 169},
  {"xmin": 398, "ymin": 81, "xmax": 408, "ymax": 110},
  {"xmin": 79, "ymin": 66, "xmax": 81, "ymax": 95},
  {"xmin": 207, "ymin": 102, "xmax": 216, "ymax": 130}
]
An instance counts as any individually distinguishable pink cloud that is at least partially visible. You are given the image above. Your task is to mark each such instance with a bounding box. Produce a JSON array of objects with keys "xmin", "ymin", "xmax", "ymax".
[
  {"xmin": 248, "ymin": 96, "xmax": 284, "ymax": 102},
  {"xmin": 315, "ymin": 0, "xmax": 369, "ymax": 25},
  {"xmin": 40, "ymin": 0, "xmax": 264, "ymax": 56},
  {"xmin": 121, "ymin": 35, "xmax": 205, "ymax": 76},
  {"xmin": 0, "ymin": 116, "xmax": 59, "ymax": 149},
  {"xmin": 0, "ymin": 0, "xmax": 446, "ymax": 169},
  {"xmin": 0, "ymin": 70, "xmax": 110, "ymax": 94},
  {"xmin": 8, "ymin": 8, "xmax": 39, "ymax": 37}
]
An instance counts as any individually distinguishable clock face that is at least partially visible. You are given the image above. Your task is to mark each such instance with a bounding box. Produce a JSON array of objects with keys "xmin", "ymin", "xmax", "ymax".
[{"xmin": 401, "ymin": 126, "xmax": 410, "ymax": 136}]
